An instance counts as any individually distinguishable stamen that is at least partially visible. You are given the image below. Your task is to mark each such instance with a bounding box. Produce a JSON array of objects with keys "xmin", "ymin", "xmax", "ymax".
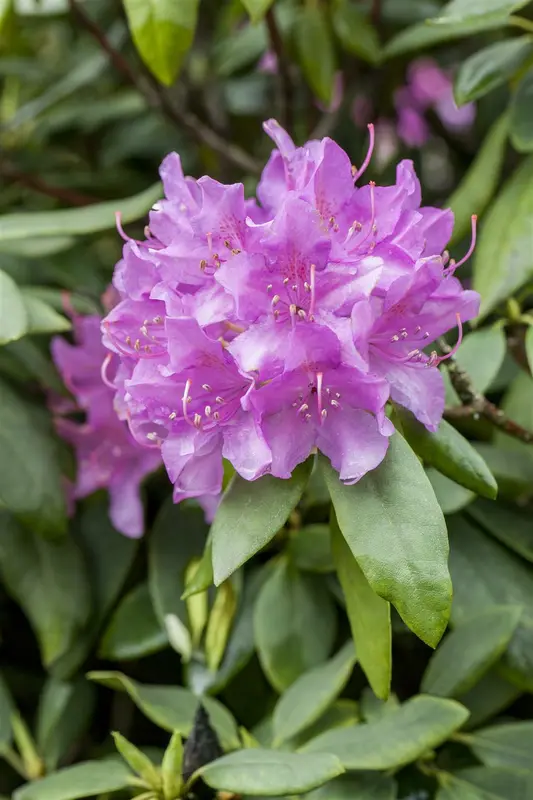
[
  {"xmin": 272, "ymin": 295, "xmax": 280, "ymax": 306},
  {"xmin": 215, "ymin": 396, "xmax": 225, "ymax": 404},
  {"xmin": 317, "ymin": 372, "xmax": 324, "ymax": 422},
  {"xmin": 182, "ymin": 379, "xmax": 195, "ymax": 427},
  {"xmin": 433, "ymin": 313, "xmax": 464, "ymax": 366},
  {"xmin": 213, "ymin": 411, "xmax": 220, "ymax": 421},
  {"xmin": 115, "ymin": 211, "xmax": 137, "ymax": 243},
  {"xmin": 352, "ymin": 123, "xmax": 375, "ymax": 183},
  {"xmin": 445, "ymin": 215, "xmax": 477, "ymax": 275},
  {"xmin": 283, "ymin": 277, "xmax": 289, "ymax": 285},
  {"xmin": 100, "ymin": 353, "xmax": 115, "ymax": 389},
  {"xmin": 168, "ymin": 412, "xmax": 177, "ymax": 420},
  {"xmin": 202, "ymin": 383, "xmax": 212, "ymax": 391},
  {"xmin": 205, "ymin": 405, "xmax": 212, "ymax": 417},
  {"xmin": 309, "ymin": 264, "xmax": 316, "ymax": 319},
  {"xmin": 267, "ymin": 284, "xmax": 273, "ymax": 293},
  {"xmin": 297, "ymin": 309, "xmax": 307, "ymax": 319},
  {"xmin": 331, "ymin": 399, "xmax": 340, "ymax": 408},
  {"xmin": 321, "ymin": 408, "xmax": 328, "ymax": 420},
  {"xmin": 298, "ymin": 403, "xmax": 309, "ymax": 415},
  {"xmin": 193, "ymin": 413, "xmax": 202, "ymax": 428}
]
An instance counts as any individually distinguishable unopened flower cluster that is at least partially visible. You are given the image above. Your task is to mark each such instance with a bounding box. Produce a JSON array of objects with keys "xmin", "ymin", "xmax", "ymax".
[{"xmin": 101, "ymin": 119, "xmax": 479, "ymax": 506}]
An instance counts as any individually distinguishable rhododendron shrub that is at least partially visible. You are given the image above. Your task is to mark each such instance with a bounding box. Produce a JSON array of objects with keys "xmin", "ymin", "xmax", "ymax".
[{"xmin": 2, "ymin": 1, "xmax": 533, "ymax": 799}]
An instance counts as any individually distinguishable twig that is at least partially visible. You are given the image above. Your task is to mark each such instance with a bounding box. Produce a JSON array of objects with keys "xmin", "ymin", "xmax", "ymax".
[
  {"xmin": 1, "ymin": 162, "xmax": 98, "ymax": 206},
  {"xmin": 68, "ymin": 0, "xmax": 261, "ymax": 176},
  {"xmin": 371, "ymin": 0, "xmax": 382, "ymax": 27},
  {"xmin": 265, "ymin": 8, "xmax": 294, "ymax": 134},
  {"xmin": 439, "ymin": 337, "xmax": 533, "ymax": 444}
]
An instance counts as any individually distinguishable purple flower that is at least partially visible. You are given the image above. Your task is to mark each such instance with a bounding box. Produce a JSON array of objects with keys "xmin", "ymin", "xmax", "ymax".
[{"xmin": 101, "ymin": 120, "xmax": 479, "ymax": 505}]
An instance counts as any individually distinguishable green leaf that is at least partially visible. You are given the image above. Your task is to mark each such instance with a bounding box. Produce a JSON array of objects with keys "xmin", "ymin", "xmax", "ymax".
[
  {"xmin": 0, "ymin": 513, "xmax": 90, "ymax": 667},
  {"xmin": 459, "ymin": 668, "xmax": 521, "ymax": 730},
  {"xmin": 473, "ymin": 155, "xmax": 533, "ymax": 320},
  {"xmin": 421, "ymin": 607, "xmax": 521, "ymax": 698},
  {"xmin": 448, "ymin": 115, "xmax": 509, "ymax": 245},
  {"xmin": 13, "ymin": 759, "xmax": 133, "ymax": 800},
  {"xmin": 526, "ymin": 324, "xmax": 533, "ymax": 373},
  {"xmin": 122, "ymin": 0, "xmax": 199, "ymax": 86},
  {"xmin": 211, "ymin": 458, "xmax": 312, "ymax": 586},
  {"xmin": 436, "ymin": 773, "xmax": 495, "ymax": 800},
  {"xmin": 254, "ymin": 558, "xmax": 337, "ymax": 692},
  {"xmin": 448, "ymin": 516, "xmax": 533, "ymax": 691},
  {"xmin": 472, "ymin": 442, "xmax": 533, "ymax": 500},
  {"xmin": 162, "ymin": 732, "xmax": 183, "ymax": 800},
  {"xmin": 205, "ymin": 581, "xmax": 238, "ymax": 672},
  {"xmin": 448, "ymin": 328, "xmax": 507, "ymax": 398},
  {"xmin": 20, "ymin": 293, "xmax": 71, "ymax": 335},
  {"xmin": 287, "ymin": 524, "xmax": 334, "ymax": 573},
  {"xmin": 510, "ymin": 67, "xmax": 533, "ymax": 152},
  {"xmin": 383, "ymin": 15, "xmax": 509, "ymax": 59},
  {"xmin": 289, "ymin": 699, "xmax": 360, "ymax": 749},
  {"xmin": 51, "ymin": 497, "xmax": 139, "ymax": 678},
  {"xmin": 197, "ymin": 749, "xmax": 344, "ymax": 796},
  {"xmin": 99, "ymin": 583, "xmax": 167, "ymax": 661},
  {"xmin": 0, "ymin": 236, "xmax": 75, "ymax": 258},
  {"xmin": 332, "ymin": 1, "xmax": 381, "ymax": 64},
  {"xmin": 0, "ymin": 673, "xmax": 14, "ymax": 749},
  {"xmin": 0, "ymin": 269, "xmax": 28, "ymax": 344},
  {"xmin": 452, "ymin": 766, "xmax": 533, "ymax": 800},
  {"xmin": 241, "ymin": 0, "xmax": 275, "ymax": 23},
  {"xmin": 432, "ymin": 0, "xmax": 530, "ymax": 25},
  {"xmin": 455, "ymin": 38, "xmax": 533, "ymax": 105},
  {"xmin": 427, "ymin": 468, "xmax": 476, "ymax": 514},
  {"xmin": 360, "ymin": 688, "xmax": 400, "ymax": 723},
  {"xmin": 112, "ymin": 732, "xmax": 161, "ymax": 787},
  {"xmin": 331, "ymin": 517, "xmax": 391, "ymax": 700},
  {"xmin": 303, "ymin": 695, "xmax": 469, "ymax": 769},
  {"xmin": 182, "ymin": 538, "xmax": 214, "ymax": 598},
  {"xmin": 463, "ymin": 721, "xmax": 533, "ymax": 771},
  {"xmin": 149, "ymin": 500, "xmax": 209, "ymax": 656},
  {"xmin": 0, "ymin": 182, "xmax": 162, "ymax": 242},
  {"xmin": 272, "ymin": 642, "xmax": 356, "ymax": 745},
  {"xmin": 87, "ymin": 671, "xmax": 240, "ymax": 750},
  {"xmin": 295, "ymin": 6, "xmax": 336, "ymax": 105},
  {"xmin": 396, "ymin": 409, "xmax": 497, "ymax": 499},
  {"xmin": 321, "ymin": 433, "xmax": 451, "ymax": 648},
  {"xmin": 36, "ymin": 677, "xmax": 96, "ymax": 771},
  {"xmin": 468, "ymin": 498, "xmax": 533, "ymax": 562},
  {"xmin": 305, "ymin": 773, "xmax": 397, "ymax": 800}
]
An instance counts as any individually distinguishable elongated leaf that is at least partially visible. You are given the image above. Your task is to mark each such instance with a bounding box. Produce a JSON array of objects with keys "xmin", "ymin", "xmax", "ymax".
[
  {"xmin": 182, "ymin": 538, "xmax": 214, "ymax": 598},
  {"xmin": 21, "ymin": 294, "xmax": 70, "ymax": 335},
  {"xmin": 332, "ymin": 1, "xmax": 381, "ymax": 64},
  {"xmin": 321, "ymin": 434, "xmax": 451, "ymax": 648},
  {"xmin": 87, "ymin": 671, "xmax": 240, "ymax": 750},
  {"xmin": 305, "ymin": 773, "xmax": 397, "ymax": 800},
  {"xmin": 205, "ymin": 581, "xmax": 237, "ymax": 672},
  {"xmin": 295, "ymin": 5, "xmax": 336, "ymax": 105},
  {"xmin": 289, "ymin": 699, "xmax": 360, "ymax": 749},
  {"xmin": 436, "ymin": 773, "xmax": 496, "ymax": 800},
  {"xmin": 448, "ymin": 516, "xmax": 533, "ymax": 690},
  {"xmin": 383, "ymin": 15, "xmax": 509, "ymax": 59},
  {"xmin": 303, "ymin": 695, "xmax": 469, "ymax": 769},
  {"xmin": 212, "ymin": 458, "xmax": 312, "ymax": 585},
  {"xmin": 460, "ymin": 668, "xmax": 521, "ymax": 730},
  {"xmin": 272, "ymin": 642, "xmax": 356, "ymax": 745},
  {"xmin": 112, "ymin": 732, "xmax": 160, "ymax": 786},
  {"xmin": 473, "ymin": 155, "xmax": 533, "ymax": 319},
  {"xmin": 468, "ymin": 499, "xmax": 533, "ymax": 562},
  {"xmin": 122, "ymin": 0, "xmax": 199, "ymax": 86},
  {"xmin": 453, "ymin": 766, "xmax": 533, "ymax": 800},
  {"xmin": 397, "ymin": 409, "xmax": 497, "ymax": 499},
  {"xmin": 13, "ymin": 759, "xmax": 133, "ymax": 800},
  {"xmin": 455, "ymin": 38, "xmax": 533, "ymax": 105},
  {"xmin": 0, "ymin": 182, "xmax": 162, "ymax": 241},
  {"xmin": 448, "ymin": 115, "xmax": 508, "ymax": 245},
  {"xmin": 0, "ymin": 673, "xmax": 13, "ymax": 749},
  {"xmin": 432, "ymin": 0, "xmax": 530, "ymax": 25},
  {"xmin": 254, "ymin": 558, "xmax": 337, "ymax": 692},
  {"xmin": 428, "ymin": 470, "xmax": 477, "ymax": 513},
  {"xmin": 463, "ymin": 721, "xmax": 533, "ymax": 771},
  {"xmin": 198, "ymin": 749, "xmax": 344, "ymax": 796},
  {"xmin": 331, "ymin": 517, "xmax": 391, "ymax": 700},
  {"xmin": 241, "ymin": 0, "xmax": 275, "ymax": 23},
  {"xmin": 288, "ymin": 524, "xmax": 334, "ymax": 573},
  {"xmin": 448, "ymin": 328, "xmax": 507, "ymax": 397},
  {"xmin": 421, "ymin": 606, "xmax": 521, "ymax": 698},
  {"xmin": 472, "ymin": 442, "xmax": 533, "ymax": 500},
  {"xmin": 0, "ymin": 269, "xmax": 27, "ymax": 344},
  {"xmin": 510, "ymin": 67, "xmax": 533, "ymax": 152},
  {"xmin": 149, "ymin": 501, "xmax": 208, "ymax": 655},
  {"xmin": 36, "ymin": 677, "xmax": 96, "ymax": 771},
  {"xmin": 99, "ymin": 582, "xmax": 167, "ymax": 661},
  {"xmin": 0, "ymin": 513, "xmax": 90, "ymax": 667}
]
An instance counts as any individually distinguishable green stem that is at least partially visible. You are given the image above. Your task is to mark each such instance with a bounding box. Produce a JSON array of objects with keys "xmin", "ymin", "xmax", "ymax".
[
  {"xmin": 0, "ymin": 746, "xmax": 28, "ymax": 779},
  {"xmin": 509, "ymin": 15, "xmax": 533, "ymax": 34}
]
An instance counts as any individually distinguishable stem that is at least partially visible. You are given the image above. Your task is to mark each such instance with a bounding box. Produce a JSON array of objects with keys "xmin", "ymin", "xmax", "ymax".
[
  {"xmin": 265, "ymin": 8, "xmax": 294, "ymax": 134},
  {"xmin": 0, "ymin": 746, "xmax": 27, "ymax": 779},
  {"xmin": 0, "ymin": 161, "xmax": 98, "ymax": 206},
  {"xmin": 67, "ymin": 0, "xmax": 261, "ymax": 176},
  {"xmin": 509, "ymin": 15, "xmax": 533, "ymax": 33}
]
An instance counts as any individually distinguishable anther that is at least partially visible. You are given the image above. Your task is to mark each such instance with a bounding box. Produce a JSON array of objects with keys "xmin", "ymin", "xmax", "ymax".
[
  {"xmin": 272, "ymin": 295, "xmax": 280, "ymax": 306},
  {"xmin": 414, "ymin": 326, "xmax": 421, "ymax": 334},
  {"xmin": 305, "ymin": 413, "xmax": 312, "ymax": 422},
  {"xmin": 390, "ymin": 334, "xmax": 400, "ymax": 343},
  {"xmin": 283, "ymin": 277, "xmax": 289, "ymax": 285},
  {"xmin": 194, "ymin": 413, "xmax": 202, "ymax": 428},
  {"xmin": 213, "ymin": 411, "xmax": 220, "ymax": 421},
  {"xmin": 331, "ymin": 399, "xmax": 340, "ymax": 408},
  {"xmin": 168, "ymin": 412, "xmax": 177, "ymax": 420},
  {"xmin": 321, "ymin": 408, "xmax": 328, "ymax": 420},
  {"xmin": 134, "ymin": 339, "xmax": 141, "ymax": 351},
  {"xmin": 200, "ymin": 259, "xmax": 208, "ymax": 270},
  {"xmin": 216, "ymin": 396, "xmax": 224, "ymax": 404},
  {"xmin": 267, "ymin": 284, "xmax": 273, "ymax": 293},
  {"xmin": 298, "ymin": 309, "xmax": 307, "ymax": 319},
  {"xmin": 205, "ymin": 406, "xmax": 211, "ymax": 417},
  {"xmin": 202, "ymin": 383, "xmax": 212, "ymax": 391},
  {"xmin": 298, "ymin": 403, "xmax": 309, "ymax": 414},
  {"xmin": 146, "ymin": 432, "xmax": 159, "ymax": 442}
]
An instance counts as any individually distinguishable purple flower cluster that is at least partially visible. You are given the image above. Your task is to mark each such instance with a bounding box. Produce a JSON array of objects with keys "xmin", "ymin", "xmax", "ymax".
[{"xmin": 101, "ymin": 119, "xmax": 479, "ymax": 507}]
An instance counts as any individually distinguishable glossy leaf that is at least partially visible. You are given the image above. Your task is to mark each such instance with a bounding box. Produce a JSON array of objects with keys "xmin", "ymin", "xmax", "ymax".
[
  {"xmin": 432, "ymin": 0, "xmax": 530, "ymax": 25},
  {"xmin": 21, "ymin": 294, "xmax": 70, "ymax": 336},
  {"xmin": 290, "ymin": 700, "xmax": 360, "ymax": 749},
  {"xmin": 0, "ymin": 182, "xmax": 162, "ymax": 241},
  {"xmin": 13, "ymin": 759, "xmax": 133, "ymax": 800},
  {"xmin": 473, "ymin": 155, "xmax": 533, "ymax": 319},
  {"xmin": 450, "ymin": 328, "xmax": 507, "ymax": 398},
  {"xmin": 305, "ymin": 773, "xmax": 397, "ymax": 800},
  {"xmin": 321, "ymin": 434, "xmax": 451, "ymax": 648},
  {"xmin": 510, "ymin": 67, "xmax": 533, "ymax": 152},
  {"xmin": 427, "ymin": 469, "xmax": 476, "ymax": 514},
  {"xmin": 182, "ymin": 538, "xmax": 214, "ymax": 598},
  {"xmin": 0, "ymin": 673, "xmax": 13, "ymax": 749},
  {"xmin": 397, "ymin": 409, "xmax": 497, "ymax": 499},
  {"xmin": 295, "ymin": 5, "xmax": 336, "ymax": 105},
  {"xmin": 287, "ymin": 524, "xmax": 334, "ymax": 573},
  {"xmin": 360, "ymin": 688, "xmax": 400, "ymax": 723},
  {"xmin": 122, "ymin": 0, "xmax": 199, "ymax": 86},
  {"xmin": 383, "ymin": 14, "xmax": 508, "ymax": 59},
  {"xmin": 272, "ymin": 641, "xmax": 356, "ymax": 745},
  {"xmin": 436, "ymin": 773, "xmax": 496, "ymax": 800},
  {"xmin": 448, "ymin": 115, "xmax": 508, "ymax": 245},
  {"xmin": 99, "ymin": 582, "xmax": 167, "ymax": 661},
  {"xmin": 205, "ymin": 580, "xmax": 237, "ymax": 672},
  {"xmin": 161, "ymin": 732, "xmax": 183, "ymax": 800},
  {"xmin": 463, "ymin": 721, "xmax": 533, "ymax": 771},
  {"xmin": 303, "ymin": 695, "xmax": 469, "ymax": 769},
  {"xmin": 452, "ymin": 766, "xmax": 533, "ymax": 800},
  {"xmin": 241, "ymin": 0, "xmax": 275, "ymax": 23},
  {"xmin": 0, "ymin": 269, "xmax": 28, "ymax": 344},
  {"xmin": 455, "ymin": 38, "xmax": 533, "ymax": 105},
  {"xmin": 448, "ymin": 516, "xmax": 533, "ymax": 690},
  {"xmin": 460, "ymin": 668, "xmax": 521, "ymax": 730},
  {"xmin": 421, "ymin": 606, "xmax": 521, "ymax": 698},
  {"xmin": 112, "ymin": 732, "xmax": 160, "ymax": 786},
  {"xmin": 0, "ymin": 513, "xmax": 90, "ymax": 667},
  {"xmin": 332, "ymin": 1, "xmax": 381, "ymax": 64},
  {"xmin": 254, "ymin": 558, "xmax": 337, "ymax": 692},
  {"xmin": 197, "ymin": 749, "xmax": 344, "ymax": 796},
  {"xmin": 468, "ymin": 498, "xmax": 533, "ymax": 562},
  {"xmin": 331, "ymin": 517, "xmax": 391, "ymax": 700},
  {"xmin": 36, "ymin": 677, "xmax": 96, "ymax": 771},
  {"xmin": 212, "ymin": 458, "xmax": 312, "ymax": 586},
  {"xmin": 472, "ymin": 442, "xmax": 533, "ymax": 500},
  {"xmin": 87, "ymin": 671, "xmax": 240, "ymax": 750}
]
